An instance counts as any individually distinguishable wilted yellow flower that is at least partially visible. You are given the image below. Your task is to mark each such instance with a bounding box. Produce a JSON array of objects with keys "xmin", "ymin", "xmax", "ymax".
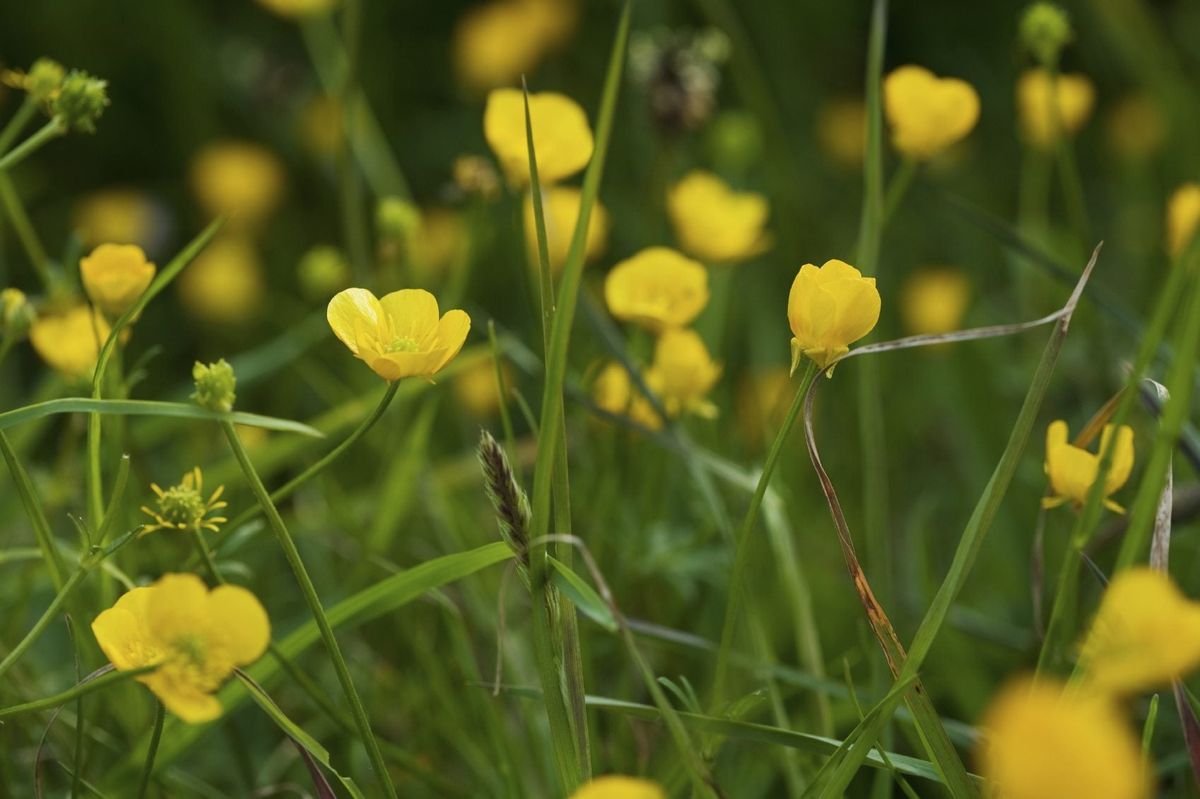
[
  {"xmin": 666, "ymin": 170, "xmax": 769, "ymax": 263},
  {"xmin": 454, "ymin": 0, "xmax": 578, "ymax": 92},
  {"xmin": 73, "ymin": 188, "xmax": 157, "ymax": 250},
  {"xmin": 91, "ymin": 573, "xmax": 269, "ymax": 723},
  {"xmin": 592, "ymin": 361, "xmax": 661, "ymax": 431},
  {"xmin": 604, "ymin": 247, "xmax": 709, "ymax": 332},
  {"xmin": 29, "ymin": 304, "xmax": 111, "ymax": 379},
  {"xmin": 524, "ymin": 187, "xmax": 610, "ymax": 273},
  {"xmin": 900, "ymin": 267, "xmax": 970, "ymax": 336},
  {"xmin": 736, "ymin": 367, "xmax": 791, "ymax": 447},
  {"xmin": 645, "ymin": 328, "xmax": 721, "ymax": 420},
  {"xmin": 190, "ymin": 141, "xmax": 285, "ymax": 228},
  {"xmin": 409, "ymin": 208, "xmax": 469, "ymax": 279},
  {"xmin": 140, "ymin": 467, "xmax": 228, "ymax": 537},
  {"xmin": 255, "ymin": 0, "xmax": 336, "ymax": 18},
  {"xmin": 1042, "ymin": 420, "xmax": 1134, "ymax": 512},
  {"xmin": 484, "ymin": 89, "xmax": 594, "ymax": 185},
  {"xmin": 816, "ymin": 97, "xmax": 866, "ymax": 168},
  {"xmin": 978, "ymin": 677, "xmax": 1147, "ymax": 799},
  {"xmin": 454, "ymin": 355, "xmax": 511, "ymax": 418},
  {"xmin": 1079, "ymin": 567, "xmax": 1200, "ymax": 694},
  {"xmin": 1106, "ymin": 94, "xmax": 1165, "ymax": 160},
  {"xmin": 787, "ymin": 259, "xmax": 881, "ymax": 373},
  {"xmin": 1166, "ymin": 182, "xmax": 1200, "ymax": 258},
  {"xmin": 178, "ymin": 237, "xmax": 265, "ymax": 325},
  {"xmin": 1016, "ymin": 69, "xmax": 1095, "ymax": 148},
  {"xmin": 327, "ymin": 288, "xmax": 470, "ymax": 381},
  {"xmin": 883, "ymin": 65, "xmax": 980, "ymax": 160},
  {"xmin": 569, "ymin": 775, "xmax": 666, "ymax": 799},
  {"xmin": 80, "ymin": 243, "xmax": 156, "ymax": 317}
]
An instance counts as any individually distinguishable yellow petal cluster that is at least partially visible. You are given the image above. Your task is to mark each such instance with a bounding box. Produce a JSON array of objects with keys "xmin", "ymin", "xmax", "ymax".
[
  {"xmin": 327, "ymin": 288, "xmax": 470, "ymax": 381},
  {"xmin": 666, "ymin": 170, "xmax": 769, "ymax": 263},
  {"xmin": 80, "ymin": 243, "xmax": 156, "ymax": 317},
  {"xmin": 524, "ymin": 186, "xmax": 610, "ymax": 273},
  {"xmin": 1042, "ymin": 420, "xmax": 1134, "ymax": 512},
  {"xmin": 454, "ymin": 0, "xmax": 577, "ymax": 92},
  {"xmin": 73, "ymin": 188, "xmax": 157, "ymax": 250},
  {"xmin": 91, "ymin": 573, "xmax": 270, "ymax": 723},
  {"xmin": 1016, "ymin": 69, "xmax": 1095, "ymax": 148},
  {"xmin": 484, "ymin": 89, "xmax": 594, "ymax": 185},
  {"xmin": 569, "ymin": 775, "xmax": 666, "ymax": 799},
  {"xmin": 29, "ymin": 304, "xmax": 111, "ymax": 379},
  {"xmin": 645, "ymin": 328, "xmax": 721, "ymax": 420},
  {"xmin": 1166, "ymin": 182, "xmax": 1200, "ymax": 258},
  {"xmin": 899, "ymin": 266, "xmax": 970, "ymax": 336},
  {"xmin": 883, "ymin": 65, "xmax": 980, "ymax": 160},
  {"xmin": 604, "ymin": 247, "xmax": 709, "ymax": 332},
  {"xmin": 177, "ymin": 237, "xmax": 265, "ymax": 325},
  {"xmin": 787, "ymin": 259, "xmax": 881, "ymax": 373},
  {"xmin": 592, "ymin": 362, "xmax": 662, "ymax": 431},
  {"xmin": 190, "ymin": 141, "xmax": 285, "ymax": 227}
]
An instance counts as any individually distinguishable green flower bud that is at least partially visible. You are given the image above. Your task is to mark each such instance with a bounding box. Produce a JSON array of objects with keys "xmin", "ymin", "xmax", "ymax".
[
  {"xmin": 24, "ymin": 58, "xmax": 66, "ymax": 105},
  {"xmin": 298, "ymin": 245, "xmax": 350, "ymax": 299},
  {"xmin": 1020, "ymin": 3, "xmax": 1073, "ymax": 66},
  {"xmin": 192, "ymin": 359, "xmax": 237, "ymax": 413},
  {"xmin": 1, "ymin": 288, "xmax": 35, "ymax": 338},
  {"xmin": 52, "ymin": 71, "xmax": 109, "ymax": 133},
  {"xmin": 376, "ymin": 196, "xmax": 421, "ymax": 243},
  {"xmin": 707, "ymin": 110, "xmax": 763, "ymax": 172}
]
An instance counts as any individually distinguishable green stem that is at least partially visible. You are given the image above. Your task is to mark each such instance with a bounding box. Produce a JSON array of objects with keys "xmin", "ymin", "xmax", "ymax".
[
  {"xmin": 0, "ymin": 430, "xmax": 67, "ymax": 589},
  {"xmin": 191, "ymin": 528, "xmax": 222, "ymax": 583},
  {"xmin": 0, "ymin": 98, "xmax": 37, "ymax": 154},
  {"xmin": 0, "ymin": 117, "xmax": 65, "ymax": 173},
  {"xmin": 0, "ymin": 558, "xmax": 89, "ymax": 681},
  {"xmin": 0, "ymin": 172, "xmax": 52, "ymax": 286},
  {"xmin": 135, "ymin": 702, "xmax": 165, "ymax": 799},
  {"xmin": 0, "ymin": 665, "xmax": 155, "ymax": 721},
  {"xmin": 881, "ymin": 157, "xmax": 917, "ymax": 227}
]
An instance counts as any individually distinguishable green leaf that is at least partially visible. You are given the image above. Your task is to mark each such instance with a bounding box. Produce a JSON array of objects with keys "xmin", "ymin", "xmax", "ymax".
[
  {"xmin": 549, "ymin": 557, "xmax": 617, "ymax": 633},
  {"xmin": 0, "ymin": 397, "xmax": 323, "ymax": 437}
]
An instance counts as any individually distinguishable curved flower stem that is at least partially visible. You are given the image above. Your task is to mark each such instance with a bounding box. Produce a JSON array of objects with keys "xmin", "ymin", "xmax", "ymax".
[
  {"xmin": 0, "ymin": 665, "xmax": 155, "ymax": 721},
  {"xmin": 0, "ymin": 116, "xmax": 65, "ymax": 173},
  {"xmin": 0, "ymin": 173, "xmax": 52, "ymax": 287},
  {"xmin": 0, "ymin": 98, "xmax": 37, "ymax": 154},
  {"xmin": 220, "ymin": 420, "xmax": 398, "ymax": 799},
  {"xmin": 135, "ymin": 701, "xmax": 165, "ymax": 799}
]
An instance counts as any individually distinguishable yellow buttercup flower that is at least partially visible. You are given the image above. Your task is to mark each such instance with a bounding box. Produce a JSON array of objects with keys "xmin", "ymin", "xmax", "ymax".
[
  {"xmin": 1079, "ymin": 567, "xmax": 1200, "ymax": 694},
  {"xmin": 80, "ymin": 243, "xmax": 156, "ymax": 317},
  {"xmin": 73, "ymin": 188, "xmax": 157, "ymax": 250},
  {"xmin": 569, "ymin": 775, "xmax": 666, "ymax": 799},
  {"xmin": 1016, "ymin": 69, "xmax": 1095, "ymax": 148},
  {"xmin": 91, "ymin": 573, "xmax": 270, "ymax": 723},
  {"xmin": 454, "ymin": 0, "xmax": 578, "ymax": 92},
  {"xmin": 1042, "ymin": 420, "xmax": 1134, "ymax": 512},
  {"xmin": 645, "ymin": 328, "xmax": 721, "ymax": 420},
  {"xmin": 190, "ymin": 141, "xmax": 285, "ymax": 228},
  {"xmin": 484, "ymin": 89, "xmax": 594, "ymax": 186},
  {"xmin": 178, "ymin": 237, "xmax": 265, "ymax": 325},
  {"xmin": 816, "ymin": 97, "xmax": 866, "ymax": 169},
  {"xmin": 592, "ymin": 362, "xmax": 662, "ymax": 431},
  {"xmin": 255, "ymin": 0, "xmax": 337, "ymax": 18},
  {"xmin": 140, "ymin": 467, "xmax": 228, "ymax": 537},
  {"xmin": 787, "ymin": 259, "xmax": 881, "ymax": 373},
  {"xmin": 604, "ymin": 247, "xmax": 709, "ymax": 332},
  {"xmin": 978, "ymin": 676, "xmax": 1148, "ymax": 799},
  {"xmin": 524, "ymin": 186, "xmax": 610, "ymax": 273},
  {"xmin": 1166, "ymin": 182, "xmax": 1200, "ymax": 258},
  {"xmin": 883, "ymin": 65, "xmax": 980, "ymax": 160},
  {"xmin": 453, "ymin": 354, "xmax": 511, "ymax": 418},
  {"xmin": 900, "ymin": 266, "xmax": 970, "ymax": 336},
  {"xmin": 666, "ymin": 170, "xmax": 769, "ymax": 263},
  {"xmin": 29, "ymin": 304, "xmax": 111, "ymax": 379},
  {"xmin": 327, "ymin": 288, "xmax": 470, "ymax": 381}
]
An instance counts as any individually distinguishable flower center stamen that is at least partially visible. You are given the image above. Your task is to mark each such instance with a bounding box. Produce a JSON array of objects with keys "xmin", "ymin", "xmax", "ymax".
[{"xmin": 385, "ymin": 336, "xmax": 421, "ymax": 353}]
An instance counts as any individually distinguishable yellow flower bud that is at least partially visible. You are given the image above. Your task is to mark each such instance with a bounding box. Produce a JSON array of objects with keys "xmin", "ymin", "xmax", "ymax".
[
  {"xmin": 523, "ymin": 186, "xmax": 609, "ymax": 273},
  {"xmin": 666, "ymin": 170, "xmax": 769, "ymax": 264},
  {"xmin": 1019, "ymin": 2, "xmax": 1073, "ymax": 65},
  {"xmin": 1016, "ymin": 69, "xmax": 1094, "ymax": 148},
  {"xmin": 1166, "ymin": 182, "xmax": 1200, "ymax": 258},
  {"xmin": 787, "ymin": 259, "xmax": 881, "ymax": 373},
  {"xmin": 883, "ymin": 65, "xmax": 980, "ymax": 160},
  {"xmin": 484, "ymin": 89, "xmax": 593, "ymax": 186},
  {"xmin": 80, "ymin": 243, "xmax": 156, "ymax": 317},
  {"xmin": 1042, "ymin": 420, "xmax": 1134, "ymax": 513},
  {"xmin": 29, "ymin": 304, "xmax": 110, "ymax": 379},
  {"xmin": 899, "ymin": 267, "xmax": 970, "ymax": 336},
  {"xmin": 1, "ymin": 288, "xmax": 34, "ymax": 338},
  {"xmin": 604, "ymin": 247, "xmax": 709, "ymax": 333}
]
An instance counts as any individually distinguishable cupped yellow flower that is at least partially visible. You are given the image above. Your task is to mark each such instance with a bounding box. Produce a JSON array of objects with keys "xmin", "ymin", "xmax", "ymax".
[
  {"xmin": 592, "ymin": 362, "xmax": 662, "ymax": 431},
  {"xmin": 1042, "ymin": 420, "xmax": 1134, "ymax": 512},
  {"xmin": 1016, "ymin": 69, "xmax": 1095, "ymax": 148},
  {"xmin": 787, "ymin": 259, "xmax": 881, "ymax": 373},
  {"xmin": 816, "ymin": 97, "xmax": 867, "ymax": 169},
  {"xmin": 190, "ymin": 141, "xmax": 285, "ymax": 227},
  {"xmin": 484, "ymin": 89, "xmax": 594, "ymax": 185},
  {"xmin": 523, "ymin": 186, "xmax": 610, "ymax": 273},
  {"xmin": 29, "ymin": 304, "xmax": 111, "ymax": 379},
  {"xmin": 1079, "ymin": 567, "xmax": 1200, "ymax": 694},
  {"xmin": 255, "ymin": 0, "xmax": 337, "ymax": 18},
  {"xmin": 177, "ymin": 236, "xmax": 265, "ymax": 325},
  {"xmin": 1166, "ymin": 182, "xmax": 1200, "ymax": 258},
  {"xmin": 604, "ymin": 247, "xmax": 709, "ymax": 332},
  {"xmin": 73, "ymin": 188, "xmax": 157, "ymax": 250},
  {"xmin": 645, "ymin": 328, "xmax": 721, "ymax": 420},
  {"xmin": 327, "ymin": 288, "xmax": 470, "ymax": 381},
  {"xmin": 900, "ymin": 266, "xmax": 970, "ymax": 336},
  {"xmin": 569, "ymin": 775, "xmax": 666, "ymax": 799},
  {"xmin": 978, "ymin": 676, "xmax": 1148, "ymax": 799},
  {"xmin": 454, "ymin": 0, "xmax": 578, "ymax": 92},
  {"xmin": 80, "ymin": 243, "xmax": 156, "ymax": 317},
  {"xmin": 666, "ymin": 170, "xmax": 769, "ymax": 263},
  {"xmin": 91, "ymin": 573, "xmax": 269, "ymax": 723},
  {"xmin": 883, "ymin": 65, "xmax": 980, "ymax": 160}
]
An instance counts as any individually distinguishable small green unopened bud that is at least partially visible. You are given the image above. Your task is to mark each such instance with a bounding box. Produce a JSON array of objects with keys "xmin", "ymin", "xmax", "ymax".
[
  {"xmin": 52, "ymin": 70, "xmax": 109, "ymax": 133},
  {"xmin": 192, "ymin": 359, "xmax": 237, "ymax": 412},
  {"xmin": 1, "ymin": 288, "xmax": 35, "ymax": 337},
  {"xmin": 376, "ymin": 196, "xmax": 421, "ymax": 243},
  {"xmin": 707, "ymin": 110, "xmax": 763, "ymax": 171},
  {"xmin": 298, "ymin": 245, "xmax": 350, "ymax": 299},
  {"xmin": 1020, "ymin": 2, "xmax": 1073, "ymax": 66},
  {"xmin": 24, "ymin": 58, "xmax": 66, "ymax": 104}
]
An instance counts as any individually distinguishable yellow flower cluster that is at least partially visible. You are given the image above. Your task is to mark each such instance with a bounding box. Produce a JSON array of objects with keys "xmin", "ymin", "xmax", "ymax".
[{"xmin": 454, "ymin": 0, "xmax": 577, "ymax": 92}]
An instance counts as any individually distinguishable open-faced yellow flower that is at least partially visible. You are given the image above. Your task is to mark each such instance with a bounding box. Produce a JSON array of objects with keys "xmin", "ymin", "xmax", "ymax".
[
  {"xmin": 80, "ymin": 243, "xmax": 156, "ymax": 317},
  {"xmin": 666, "ymin": 170, "xmax": 769, "ymax": 263},
  {"xmin": 645, "ymin": 328, "xmax": 721, "ymax": 420},
  {"xmin": 524, "ymin": 186, "xmax": 609, "ymax": 273},
  {"xmin": 1079, "ymin": 567, "xmax": 1200, "ymax": 694},
  {"xmin": 604, "ymin": 247, "xmax": 709, "ymax": 332},
  {"xmin": 787, "ymin": 259, "xmax": 881, "ymax": 373},
  {"xmin": 73, "ymin": 188, "xmax": 158, "ymax": 250},
  {"xmin": 883, "ymin": 65, "xmax": 980, "ymax": 160},
  {"xmin": 91, "ymin": 573, "xmax": 269, "ymax": 723},
  {"xmin": 978, "ymin": 676, "xmax": 1148, "ymax": 799},
  {"xmin": 1042, "ymin": 420, "xmax": 1134, "ymax": 512},
  {"xmin": 1166, "ymin": 182, "xmax": 1200, "ymax": 258},
  {"xmin": 29, "ymin": 304, "xmax": 111, "ymax": 379},
  {"xmin": 454, "ymin": 0, "xmax": 578, "ymax": 92},
  {"xmin": 178, "ymin": 236, "xmax": 265, "ymax": 325},
  {"xmin": 484, "ymin": 89, "xmax": 593, "ymax": 186},
  {"xmin": 816, "ymin": 97, "xmax": 867, "ymax": 169},
  {"xmin": 327, "ymin": 288, "xmax": 470, "ymax": 381},
  {"xmin": 190, "ymin": 141, "xmax": 285, "ymax": 228},
  {"xmin": 592, "ymin": 362, "xmax": 662, "ymax": 431},
  {"xmin": 1016, "ymin": 69, "xmax": 1095, "ymax": 148},
  {"xmin": 569, "ymin": 775, "xmax": 666, "ymax": 799},
  {"xmin": 900, "ymin": 266, "xmax": 970, "ymax": 336}
]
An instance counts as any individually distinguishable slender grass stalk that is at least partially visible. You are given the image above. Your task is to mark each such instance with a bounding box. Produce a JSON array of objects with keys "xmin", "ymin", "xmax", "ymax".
[
  {"xmin": 0, "ymin": 665, "xmax": 155, "ymax": 721},
  {"xmin": 135, "ymin": 702, "xmax": 165, "ymax": 799},
  {"xmin": 488, "ymin": 321, "xmax": 519, "ymax": 464},
  {"xmin": 0, "ymin": 430, "xmax": 67, "ymax": 589},
  {"xmin": 0, "ymin": 172, "xmax": 52, "ymax": 286},
  {"xmin": 0, "ymin": 97, "xmax": 37, "ymax": 154},
  {"xmin": 0, "ymin": 116, "xmax": 65, "ymax": 173}
]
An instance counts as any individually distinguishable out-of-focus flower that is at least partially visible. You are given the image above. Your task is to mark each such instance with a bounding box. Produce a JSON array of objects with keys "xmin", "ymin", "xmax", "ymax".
[
  {"xmin": 1, "ymin": 288, "xmax": 35, "ymax": 338},
  {"xmin": 1016, "ymin": 69, "xmax": 1094, "ymax": 148},
  {"xmin": 453, "ymin": 0, "xmax": 578, "ymax": 92},
  {"xmin": 52, "ymin": 70, "xmax": 108, "ymax": 133},
  {"xmin": 177, "ymin": 237, "xmax": 265, "ymax": 324},
  {"xmin": 91, "ymin": 573, "xmax": 269, "ymax": 723},
  {"xmin": 453, "ymin": 355, "xmax": 511, "ymax": 418},
  {"xmin": 3, "ymin": 58, "xmax": 65, "ymax": 106},
  {"xmin": 408, "ymin": 208, "xmax": 469, "ymax": 279},
  {"xmin": 484, "ymin": 89, "xmax": 593, "ymax": 186},
  {"xmin": 73, "ymin": 189, "xmax": 159, "ymax": 251},
  {"xmin": 299, "ymin": 93, "xmax": 343, "ymax": 156},
  {"xmin": 453, "ymin": 155, "xmax": 501, "ymax": 200},
  {"xmin": 816, "ymin": 97, "xmax": 867, "ymax": 169},
  {"xmin": 80, "ymin": 243, "xmax": 156, "ymax": 317},
  {"xmin": 190, "ymin": 141, "xmax": 285, "ymax": 228},
  {"xmin": 736, "ymin": 367, "xmax": 791, "ymax": 447},
  {"xmin": 646, "ymin": 328, "xmax": 721, "ymax": 420},
  {"xmin": 604, "ymin": 247, "xmax": 709, "ymax": 332},
  {"xmin": 298, "ymin": 245, "xmax": 351, "ymax": 300},
  {"xmin": 883, "ymin": 65, "xmax": 980, "ymax": 160},
  {"xmin": 140, "ymin": 467, "xmax": 228, "ymax": 537},
  {"xmin": 327, "ymin": 288, "xmax": 470, "ymax": 381},
  {"xmin": 1166, "ymin": 183, "xmax": 1200, "ymax": 258},
  {"xmin": 256, "ymin": 0, "xmax": 337, "ymax": 17},
  {"xmin": 592, "ymin": 362, "xmax": 661, "ymax": 431},
  {"xmin": 900, "ymin": 267, "xmax": 970, "ymax": 336},
  {"xmin": 29, "ymin": 304, "xmax": 110, "ymax": 379},
  {"xmin": 377, "ymin": 197, "xmax": 421, "ymax": 246},
  {"xmin": 1105, "ymin": 94, "xmax": 1165, "ymax": 161},
  {"xmin": 569, "ymin": 775, "xmax": 667, "ymax": 799},
  {"xmin": 977, "ymin": 676, "xmax": 1147, "ymax": 799},
  {"xmin": 707, "ymin": 110, "xmax": 763, "ymax": 171},
  {"xmin": 1019, "ymin": 3, "xmax": 1073, "ymax": 66},
  {"xmin": 629, "ymin": 28, "xmax": 728, "ymax": 135},
  {"xmin": 1042, "ymin": 420, "xmax": 1134, "ymax": 512},
  {"xmin": 787, "ymin": 259, "xmax": 880, "ymax": 374},
  {"xmin": 667, "ymin": 170, "xmax": 769, "ymax": 264},
  {"xmin": 192, "ymin": 359, "xmax": 237, "ymax": 413},
  {"xmin": 524, "ymin": 187, "xmax": 610, "ymax": 273}
]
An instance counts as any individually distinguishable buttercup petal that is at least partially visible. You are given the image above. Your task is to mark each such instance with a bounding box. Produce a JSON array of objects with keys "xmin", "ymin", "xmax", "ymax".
[
  {"xmin": 327, "ymin": 288, "xmax": 383, "ymax": 355},
  {"xmin": 145, "ymin": 573, "xmax": 209, "ymax": 643},
  {"xmin": 92, "ymin": 607, "xmax": 155, "ymax": 671},
  {"xmin": 207, "ymin": 584, "xmax": 271, "ymax": 665},
  {"xmin": 152, "ymin": 681, "xmax": 224, "ymax": 724},
  {"xmin": 433, "ymin": 309, "xmax": 472, "ymax": 372},
  {"xmin": 829, "ymin": 277, "xmax": 881, "ymax": 345},
  {"xmin": 379, "ymin": 288, "xmax": 440, "ymax": 343},
  {"xmin": 484, "ymin": 89, "xmax": 594, "ymax": 185}
]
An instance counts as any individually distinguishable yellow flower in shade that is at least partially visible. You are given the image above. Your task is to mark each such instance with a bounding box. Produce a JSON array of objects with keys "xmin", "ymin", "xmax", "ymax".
[
  {"xmin": 978, "ymin": 677, "xmax": 1147, "ymax": 799},
  {"xmin": 1079, "ymin": 567, "xmax": 1200, "ymax": 694},
  {"xmin": 91, "ymin": 573, "xmax": 270, "ymax": 723},
  {"xmin": 29, "ymin": 305, "xmax": 111, "ymax": 379},
  {"xmin": 453, "ymin": 354, "xmax": 512, "ymax": 418},
  {"xmin": 178, "ymin": 237, "xmax": 265, "ymax": 324},
  {"xmin": 666, "ymin": 170, "xmax": 769, "ymax": 263},
  {"xmin": 190, "ymin": 141, "xmax": 285, "ymax": 228},
  {"xmin": 523, "ymin": 187, "xmax": 610, "ymax": 273},
  {"xmin": 140, "ymin": 467, "xmax": 228, "ymax": 537},
  {"xmin": 645, "ymin": 328, "xmax": 721, "ymax": 420},
  {"xmin": 327, "ymin": 288, "xmax": 471, "ymax": 381},
  {"xmin": 484, "ymin": 89, "xmax": 594, "ymax": 186},
  {"xmin": 787, "ymin": 259, "xmax": 881, "ymax": 373},
  {"xmin": 1016, "ymin": 69, "xmax": 1095, "ymax": 148},
  {"xmin": 592, "ymin": 362, "xmax": 662, "ymax": 431},
  {"xmin": 73, "ymin": 188, "xmax": 157, "ymax": 249},
  {"xmin": 736, "ymin": 367, "xmax": 791, "ymax": 447},
  {"xmin": 1106, "ymin": 94, "xmax": 1165, "ymax": 161},
  {"xmin": 1042, "ymin": 420, "xmax": 1134, "ymax": 512},
  {"xmin": 899, "ymin": 266, "xmax": 970, "ymax": 336},
  {"xmin": 604, "ymin": 247, "xmax": 709, "ymax": 332},
  {"xmin": 80, "ymin": 243, "xmax": 156, "ymax": 317},
  {"xmin": 816, "ymin": 97, "xmax": 867, "ymax": 169},
  {"xmin": 569, "ymin": 775, "xmax": 666, "ymax": 799},
  {"xmin": 256, "ymin": 0, "xmax": 337, "ymax": 17},
  {"xmin": 883, "ymin": 65, "xmax": 980, "ymax": 160},
  {"xmin": 454, "ymin": 0, "xmax": 578, "ymax": 92},
  {"xmin": 1166, "ymin": 183, "xmax": 1200, "ymax": 258}
]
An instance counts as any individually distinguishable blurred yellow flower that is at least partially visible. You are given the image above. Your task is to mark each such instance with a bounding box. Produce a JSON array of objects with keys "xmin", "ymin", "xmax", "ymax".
[
  {"xmin": 140, "ymin": 467, "xmax": 228, "ymax": 537},
  {"xmin": 900, "ymin": 267, "xmax": 970, "ymax": 336},
  {"xmin": 787, "ymin": 259, "xmax": 880, "ymax": 373},
  {"xmin": 177, "ymin": 237, "xmax": 265, "ymax": 325},
  {"xmin": 80, "ymin": 243, "xmax": 156, "ymax": 317},
  {"xmin": 484, "ymin": 89, "xmax": 593, "ymax": 186},
  {"xmin": 190, "ymin": 141, "xmax": 285, "ymax": 228},
  {"xmin": 604, "ymin": 247, "xmax": 709, "ymax": 332},
  {"xmin": 453, "ymin": 355, "xmax": 511, "ymax": 418},
  {"xmin": 1016, "ymin": 69, "xmax": 1094, "ymax": 148},
  {"xmin": 646, "ymin": 328, "xmax": 721, "ymax": 420},
  {"xmin": 255, "ymin": 0, "xmax": 336, "ymax": 18},
  {"xmin": 1079, "ymin": 567, "xmax": 1200, "ymax": 694},
  {"xmin": 91, "ymin": 573, "xmax": 270, "ymax": 723},
  {"xmin": 592, "ymin": 362, "xmax": 662, "ymax": 431},
  {"xmin": 1042, "ymin": 420, "xmax": 1134, "ymax": 512},
  {"xmin": 667, "ymin": 170, "xmax": 769, "ymax": 263},
  {"xmin": 1, "ymin": 288, "xmax": 34, "ymax": 337},
  {"xmin": 454, "ymin": 0, "xmax": 578, "ymax": 92},
  {"xmin": 73, "ymin": 188, "xmax": 157, "ymax": 250},
  {"xmin": 524, "ymin": 186, "xmax": 610, "ymax": 273},
  {"xmin": 30, "ymin": 304, "xmax": 110, "ymax": 379},
  {"xmin": 1106, "ymin": 94, "xmax": 1165, "ymax": 160},
  {"xmin": 299, "ymin": 93, "xmax": 343, "ymax": 157},
  {"xmin": 569, "ymin": 775, "xmax": 666, "ymax": 799},
  {"xmin": 327, "ymin": 288, "xmax": 470, "ymax": 381},
  {"xmin": 883, "ymin": 65, "xmax": 980, "ymax": 160},
  {"xmin": 816, "ymin": 97, "xmax": 866, "ymax": 169},
  {"xmin": 978, "ymin": 676, "xmax": 1147, "ymax": 799},
  {"xmin": 409, "ymin": 208, "xmax": 469, "ymax": 279},
  {"xmin": 736, "ymin": 367, "xmax": 791, "ymax": 447},
  {"xmin": 1166, "ymin": 182, "xmax": 1200, "ymax": 258}
]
